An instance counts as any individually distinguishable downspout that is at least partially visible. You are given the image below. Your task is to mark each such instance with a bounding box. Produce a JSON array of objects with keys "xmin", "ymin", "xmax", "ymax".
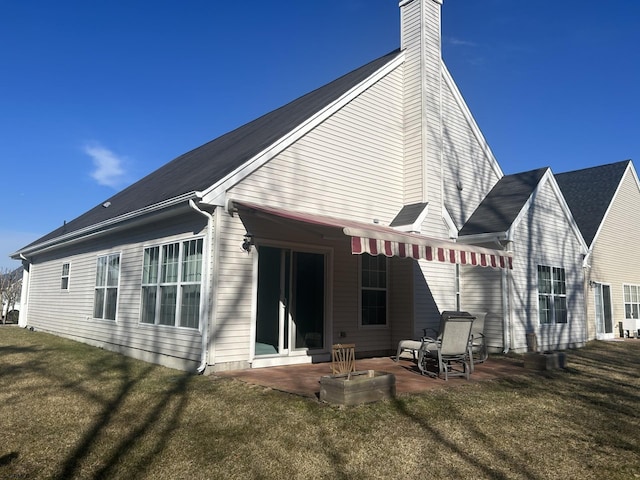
[
  {"xmin": 189, "ymin": 199, "xmax": 214, "ymax": 374},
  {"xmin": 18, "ymin": 254, "xmax": 30, "ymax": 329},
  {"xmin": 502, "ymin": 239, "xmax": 514, "ymax": 353}
]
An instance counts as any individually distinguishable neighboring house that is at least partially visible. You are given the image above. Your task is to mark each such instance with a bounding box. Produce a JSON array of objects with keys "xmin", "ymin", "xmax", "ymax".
[
  {"xmin": 11, "ymin": 0, "xmax": 586, "ymax": 372},
  {"xmin": 457, "ymin": 168, "xmax": 588, "ymax": 352},
  {"xmin": 556, "ymin": 160, "xmax": 640, "ymax": 339}
]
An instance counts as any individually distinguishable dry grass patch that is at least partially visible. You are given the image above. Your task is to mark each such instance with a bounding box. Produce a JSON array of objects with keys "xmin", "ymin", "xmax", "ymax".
[{"xmin": 1, "ymin": 327, "xmax": 640, "ymax": 479}]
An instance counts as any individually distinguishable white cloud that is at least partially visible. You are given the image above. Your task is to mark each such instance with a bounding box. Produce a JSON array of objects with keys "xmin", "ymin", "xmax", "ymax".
[
  {"xmin": 446, "ymin": 37, "xmax": 478, "ymax": 47},
  {"xmin": 84, "ymin": 143, "xmax": 128, "ymax": 188}
]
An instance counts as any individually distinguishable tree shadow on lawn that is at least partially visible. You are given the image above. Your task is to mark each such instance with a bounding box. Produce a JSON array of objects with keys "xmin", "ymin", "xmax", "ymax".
[{"xmin": 54, "ymin": 355, "xmax": 192, "ymax": 480}]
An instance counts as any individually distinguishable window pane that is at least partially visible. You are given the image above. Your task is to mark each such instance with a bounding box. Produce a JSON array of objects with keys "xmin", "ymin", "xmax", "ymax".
[
  {"xmin": 180, "ymin": 285, "xmax": 201, "ymax": 328},
  {"xmin": 159, "ymin": 285, "xmax": 177, "ymax": 325},
  {"xmin": 182, "ymin": 239, "xmax": 203, "ymax": 282},
  {"xmin": 361, "ymin": 290, "xmax": 386, "ymax": 325},
  {"xmin": 104, "ymin": 288, "xmax": 118, "ymax": 320},
  {"xmin": 539, "ymin": 295, "xmax": 551, "ymax": 324},
  {"xmin": 62, "ymin": 263, "xmax": 69, "ymax": 276},
  {"xmin": 107, "ymin": 255, "xmax": 120, "ymax": 287},
  {"xmin": 143, "ymin": 247, "xmax": 159, "ymax": 284},
  {"xmin": 95, "ymin": 257, "xmax": 107, "ymax": 287},
  {"xmin": 554, "ymin": 296, "xmax": 567, "ymax": 324},
  {"xmin": 94, "ymin": 289, "xmax": 105, "ymax": 318},
  {"xmin": 632, "ymin": 286, "xmax": 639, "ymax": 303},
  {"xmin": 538, "ymin": 266, "xmax": 551, "ymax": 293},
  {"xmin": 553, "ymin": 268, "xmax": 566, "ymax": 295},
  {"xmin": 162, "ymin": 244, "xmax": 179, "ymax": 283},
  {"xmin": 141, "ymin": 286, "xmax": 157, "ymax": 324},
  {"xmin": 61, "ymin": 277, "xmax": 69, "ymax": 290},
  {"xmin": 634, "ymin": 305, "xmax": 639, "ymax": 320},
  {"xmin": 624, "ymin": 285, "xmax": 631, "ymax": 302}
]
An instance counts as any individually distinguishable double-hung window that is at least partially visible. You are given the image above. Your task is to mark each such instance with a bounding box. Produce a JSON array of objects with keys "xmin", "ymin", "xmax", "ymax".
[
  {"xmin": 360, "ymin": 253, "xmax": 387, "ymax": 326},
  {"xmin": 141, "ymin": 238, "xmax": 203, "ymax": 329},
  {"xmin": 61, "ymin": 263, "xmax": 70, "ymax": 290},
  {"xmin": 94, "ymin": 254, "xmax": 120, "ymax": 320},
  {"xmin": 623, "ymin": 284, "xmax": 640, "ymax": 319},
  {"xmin": 537, "ymin": 265, "xmax": 567, "ymax": 324}
]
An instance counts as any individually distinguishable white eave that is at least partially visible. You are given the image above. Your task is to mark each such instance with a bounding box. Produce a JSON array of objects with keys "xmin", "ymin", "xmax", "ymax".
[{"xmin": 12, "ymin": 191, "xmax": 202, "ymax": 259}]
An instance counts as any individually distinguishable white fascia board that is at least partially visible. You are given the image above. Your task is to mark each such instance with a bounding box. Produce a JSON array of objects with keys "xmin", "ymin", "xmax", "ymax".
[
  {"xmin": 201, "ymin": 52, "xmax": 406, "ymax": 206},
  {"xmin": 12, "ymin": 191, "xmax": 202, "ymax": 258},
  {"xmin": 441, "ymin": 206, "xmax": 458, "ymax": 239},
  {"xmin": 441, "ymin": 62, "xmax": 503, "ymax": 180}
]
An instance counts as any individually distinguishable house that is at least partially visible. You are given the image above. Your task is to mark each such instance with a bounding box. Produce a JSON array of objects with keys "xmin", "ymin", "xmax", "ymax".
[
  {"xmin": 13, "ymin": 0, "xmax": 584, "ymax": 372},
  {"xmin": 556, "ymin": 160, "xmax": 640, "ymax": 339},
  {"xmin": 456, "ymin": 168, "xmax": 589, "ymax": 353}
]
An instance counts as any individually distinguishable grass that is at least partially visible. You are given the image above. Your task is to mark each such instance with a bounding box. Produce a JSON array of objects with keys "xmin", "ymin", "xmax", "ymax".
[{"xmin": 1, "ymin": 327, "xmax": 639, "ymax": 479}]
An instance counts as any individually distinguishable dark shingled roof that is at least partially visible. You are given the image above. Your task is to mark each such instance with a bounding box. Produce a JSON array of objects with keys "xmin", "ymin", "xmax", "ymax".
[
  {"xmin": 459, "ymin": 167, "xmax": 549, "ymax": 236},
  {"xmin": 555, "ymin": 160, "xmax": 630, "ymax": 246},
  {"xmin": 19, "ymin": 50, "xmax": 403, "ymax": 252}
]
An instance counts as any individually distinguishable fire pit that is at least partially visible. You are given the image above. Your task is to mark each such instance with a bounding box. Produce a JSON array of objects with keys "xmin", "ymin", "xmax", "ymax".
[{"xmin": 319, "ymin": 370, "xmax": 396, "ymax": 405}]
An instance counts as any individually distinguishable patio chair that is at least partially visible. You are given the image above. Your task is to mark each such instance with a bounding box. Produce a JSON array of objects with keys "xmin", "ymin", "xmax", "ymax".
[
  {"xmin": 331, "ymin": 343, "xmax": 356, "ymax": 374},
  {"xmin": 467, "ymin": 311, "xmax": 488, "ymax": 371},
  {"xmin": 395, "ymin": 339, "xmax": 423, "ymax": 361},
  {"xmin": 417, "ymin": 316, "xmax": 474, "ymax": 380}
]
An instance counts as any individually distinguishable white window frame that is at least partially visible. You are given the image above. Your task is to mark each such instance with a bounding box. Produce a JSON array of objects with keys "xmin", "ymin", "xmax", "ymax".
[
  {"xmin": 61, "ymin": 262, "xmax": 70, "ymax": 291},
  {"xmin": 359, "ymin": 253, "xmax": 388, "ymax": 328},
  {"xmin": 140, "ymin": 238, "xmax": 204, "ymax": 329},
  {"xmin": 623, "ymin": 284, "xmax": 640, "ymax": 320},
  {"xmin": 93, "ymin": 253, "xmax": 120, "ymax": 321},
  {"xmin": 537, "ymin": 265, "xmax": 567, "ymax": 325}
]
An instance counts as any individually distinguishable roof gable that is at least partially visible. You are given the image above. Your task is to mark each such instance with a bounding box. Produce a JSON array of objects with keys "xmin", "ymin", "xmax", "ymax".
[
  {"xmin": 17, "ymin": 50, "xmax": 403, "ymax": 254},
  {"xmin": 555, "ymin": 160, "xmax": 631, "ymax": 247},
  {"xmin": 459, "ymin": 167, "xmax": 548, "ymax": 236}
]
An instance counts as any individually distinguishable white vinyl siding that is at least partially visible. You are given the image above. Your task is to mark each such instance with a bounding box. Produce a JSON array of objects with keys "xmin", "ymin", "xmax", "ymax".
[
  {"xmin": 217, "ymin": 67, "xmax": 406, "ymax": 365},
  {"xmin": 509, "ymin": 179, "xmax": 585, "ymax": 351},
  {"xmin": 441, "ymin": 68, "xmax": 502, "ymax": 229},
  {"xmin": 22, "ymin": 212, "xmax": 207, "ymax": 371},
  {"xmin": 587, "ymin": 168, "xmax": 640, "ymax": 338}
]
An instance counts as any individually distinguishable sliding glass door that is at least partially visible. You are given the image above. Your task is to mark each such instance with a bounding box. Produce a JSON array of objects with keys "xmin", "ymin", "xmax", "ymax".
[{"xmin": 255, "ymin": 246, "xmax": 325, "ymax": 356}]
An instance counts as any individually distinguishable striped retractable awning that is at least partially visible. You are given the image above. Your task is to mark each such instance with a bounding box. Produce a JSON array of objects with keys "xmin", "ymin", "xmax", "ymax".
[
  {"xmin": 349, "ymin": 235, "xmax": 512, "ymax": 269},
  {"xmin": 232, "ymin": 201, "xmax": 512, "ymax": 270}
]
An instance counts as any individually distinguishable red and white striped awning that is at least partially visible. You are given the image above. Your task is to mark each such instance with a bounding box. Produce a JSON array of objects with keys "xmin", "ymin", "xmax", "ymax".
[{"xmin": 232, "ymin": 201, "xmax": 512, "ymax": 270}]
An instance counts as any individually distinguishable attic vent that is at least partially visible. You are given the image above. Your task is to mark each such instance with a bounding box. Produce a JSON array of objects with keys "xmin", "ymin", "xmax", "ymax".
[{"xmin": 102, "ymin": 202, "xmax": 111, "ymax": 208}]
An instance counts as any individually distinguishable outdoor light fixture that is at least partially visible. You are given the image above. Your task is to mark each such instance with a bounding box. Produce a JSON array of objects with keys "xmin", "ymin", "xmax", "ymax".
[
  {"xmin": 588, "ymin": 280, "xmax": 597, "ymax": 289},
  {"xmin": 241, "ymin": 233, "xmax": 254, "ymax": 253}
]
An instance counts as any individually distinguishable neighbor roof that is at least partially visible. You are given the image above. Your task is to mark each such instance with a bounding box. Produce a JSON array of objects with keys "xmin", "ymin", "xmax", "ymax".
[
  {"xmin": 555, "ymin": 160, "xmax": 630, "ymax": 246},
  {"xmin": 18, "ymin": 49, "xmax": 403, "ymax": 253},
  {"xmin": 459, "ymin": 167, "xmax": 549, "ymax": 236}
]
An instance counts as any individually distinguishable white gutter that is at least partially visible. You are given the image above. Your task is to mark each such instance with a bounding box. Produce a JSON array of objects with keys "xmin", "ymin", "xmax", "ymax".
[
  {"xmin": 188, "ymin": 199, "xmax": 215, "ymax": 374},
  {"xmin": 12, "ymin": 191, "xmax": 201, "ymax": 258}
]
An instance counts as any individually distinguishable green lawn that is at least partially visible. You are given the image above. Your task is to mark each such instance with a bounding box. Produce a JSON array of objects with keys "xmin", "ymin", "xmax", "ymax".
[{"xmin": 1, "ymin": 326, "xmax": 639, "ymax": 479}]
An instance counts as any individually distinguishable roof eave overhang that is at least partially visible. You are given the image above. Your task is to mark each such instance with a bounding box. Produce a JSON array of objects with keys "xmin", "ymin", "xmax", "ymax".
[{"xmin": 12, "ymin": 191, "xmax": 202, "ymax": 260}]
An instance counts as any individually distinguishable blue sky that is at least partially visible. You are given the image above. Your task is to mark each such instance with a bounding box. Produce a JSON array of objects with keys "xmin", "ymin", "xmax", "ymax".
[{"xmin": 2, "ymin": 0, "xmax": 639, "ymax": 270}]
